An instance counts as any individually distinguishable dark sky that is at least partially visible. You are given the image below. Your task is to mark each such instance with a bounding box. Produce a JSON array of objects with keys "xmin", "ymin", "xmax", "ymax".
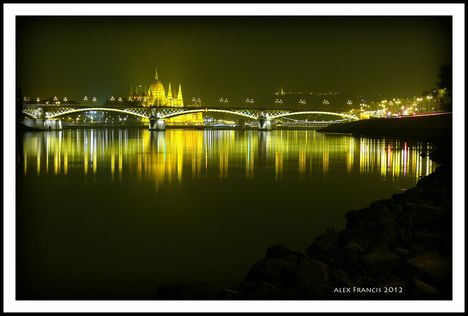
[{"xmin": 17, "ymin": 16, "xmax": 451, "ymax": 106}]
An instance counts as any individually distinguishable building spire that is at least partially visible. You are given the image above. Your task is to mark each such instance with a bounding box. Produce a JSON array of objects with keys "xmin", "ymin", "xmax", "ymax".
[
  {"xmin": 167, "ymin": 83, "xmax": 173, "ymax": 98},
  {"xmin": 155, "ymin": 66, "xmax": 159, "ymax": 80},
  {"xmin": 178, "ymin": 83, "xmax": 183, "ymax": 99},
  {"xmin": 177, "ymin": 83, "xmax": 184, "ymax": 106}
]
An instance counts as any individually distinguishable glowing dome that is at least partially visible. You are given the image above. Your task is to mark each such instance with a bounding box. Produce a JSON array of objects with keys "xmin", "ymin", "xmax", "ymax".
[{"xmin": 148, "ymin": 80, "xmax": 165, "ymax": 95}]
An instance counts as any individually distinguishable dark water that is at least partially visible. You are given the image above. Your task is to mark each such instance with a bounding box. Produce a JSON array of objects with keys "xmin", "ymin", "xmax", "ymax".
[{"xmin": 17, "ymin": 129, "xmax": 435, "ymax": 299}]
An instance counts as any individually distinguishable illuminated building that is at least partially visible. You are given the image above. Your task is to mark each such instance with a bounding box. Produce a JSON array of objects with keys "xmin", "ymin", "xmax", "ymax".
[
  {"xmin": 128, "ymin": 67, "xmax": 183, "ymax": 107},
  {"xmin": 128, "ymin": 67, "xmax": 203, "ymax": 125}
]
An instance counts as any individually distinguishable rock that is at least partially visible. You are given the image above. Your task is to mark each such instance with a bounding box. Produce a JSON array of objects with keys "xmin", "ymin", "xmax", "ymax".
[
  {"xmin": 306, "ymin": 227, "xmax": 338, "ymax": 255},
  {"xmin": 387, "ymin": 201, "xmax": 404, "ymax": 214},
  {"xmin": 408, "ymin": 243, "xmax": 429, "ymax": 254},
  {"xmin": 412, "ymin": 209, "xmax": 450, "ymax": 228},
  {"xmin": 294, "ymin": 258, "xmax": 330, "ymax": 288},
  {"xmin": 236, "ymin": 280, "xmax": 287, "ymax": 299},
  {"xmin": 246, "ymin": 255, "xmax": 298, "ymax": 287},
  {"xmin": 220, "ymin": 288, "xmax": 240, "ymax": 299},
  {"xmin": 331, "ymin": 269, "xmax": 355, "ymax": 287},
  {"xmin": 401, "ymin": 187, "xmax": 422, "ymax": 204},
  {"xmin": 411, "ymin": 278, "xmax": 444, "ymax": 298},
  {"xmin": 413, "ymin": 231, "xmax": 450, "ymax": 252},
  {"xmin": 339, "ymin": 230, "xmax": 378, "ymax": 254},
  {"xmin": 393, "ymin": 247, "xmax": 412, "ymax": 258},
  {"xmin": 360, "ymin": 250, "xmax": 404, "ymax": 277},
  {"xmin": 157, "ymin": 281, "xmax": 221, "ymax": 299},
  {"xmin": 345, "ymin": 208, "xmax": 373, "ymax": 230},
  {"xmin": 406, "ymin": 251, "xmax": 451, "ymax": 285},
  {"xmin": 266, "ymin": 244, "xmax": 305, "ymax": 259},
  {"xmin": 344, "ymin": 242, "xmax": 365, "ymax": 256}
]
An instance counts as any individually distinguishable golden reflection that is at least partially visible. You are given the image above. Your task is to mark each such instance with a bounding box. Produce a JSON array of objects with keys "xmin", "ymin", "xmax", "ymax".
[{"xmin": 21, "ymin": 130, "xmax": 436, "ymax": 186}]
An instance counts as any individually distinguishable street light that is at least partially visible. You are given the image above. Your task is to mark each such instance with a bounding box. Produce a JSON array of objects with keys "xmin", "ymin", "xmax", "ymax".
[{"xmin": 219, "ymin": 97, "xmax": 229, "ymax": 106}]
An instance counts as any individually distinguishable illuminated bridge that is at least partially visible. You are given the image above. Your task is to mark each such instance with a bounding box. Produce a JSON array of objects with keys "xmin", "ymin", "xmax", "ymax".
[{"xmin": 22, "ymin": 104, "xmax": 359, "ymax": 130}]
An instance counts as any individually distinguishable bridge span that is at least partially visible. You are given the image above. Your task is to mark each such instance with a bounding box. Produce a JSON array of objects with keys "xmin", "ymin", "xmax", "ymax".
[{"xmin": 21, "ymin": 104, "xmax": 359, "ymax": 130}]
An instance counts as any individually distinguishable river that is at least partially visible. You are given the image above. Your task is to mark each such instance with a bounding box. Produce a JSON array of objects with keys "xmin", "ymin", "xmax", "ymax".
[{"xmin": 17, "ymin": 128, "xmax": 435, "ymax": 299}]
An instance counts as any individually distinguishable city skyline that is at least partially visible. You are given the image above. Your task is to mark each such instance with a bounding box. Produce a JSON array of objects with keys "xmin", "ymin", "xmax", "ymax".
[{"xmin": 17, "ymin": 16, "xmax": 451, "ymax": 107}]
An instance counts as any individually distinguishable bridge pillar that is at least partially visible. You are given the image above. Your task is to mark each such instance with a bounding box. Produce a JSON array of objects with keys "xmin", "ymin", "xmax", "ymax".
[
  {"xmin": 43, "ymin": 119, "xmax": 62, "ymax": 130},
  {"xmin": 149, "ymin": 115, "xmax": 166, "ymax": 131},
  {"xmin": 257, "ymin": 113, "xmax": 271, "ymax": 130},
  {"xmin": 25, "ymin": 107, "xmax": 62, "ymax": 130}
]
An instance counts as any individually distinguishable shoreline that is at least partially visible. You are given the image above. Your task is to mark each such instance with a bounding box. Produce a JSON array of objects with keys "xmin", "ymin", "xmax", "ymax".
[
  {"xmin": 319, "ymin": 113, "xmax": 452, "ymax": 144},
  {"xmin": 156, "ymin": 146, "xmax": 452, "ymax": 299}
]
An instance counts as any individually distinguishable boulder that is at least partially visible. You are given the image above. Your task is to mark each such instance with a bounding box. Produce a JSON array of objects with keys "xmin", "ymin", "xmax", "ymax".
[
  {"xmin": 360, "ymin": 250, "xmax": 404, "ymax": 277},
  {"xmin": 246, "ymin": 255, "xmax": 298, "ymax": 287},
  {"xmin": 236, "ymin": 280, "xmax": 288, "ymax": 299},
  {"xmin": 330, "ymin": 269, "xmax": 355, "ymax": 287},
  {"xmin": 408, "ymin": 243, "xmax": 429, "ymax": 254},
  {"xmin": 393, "ymin": 247, "xmax": 412, "ymax": 258},
  {"xmin": 344, "ymin": 242, "xmax": 365, "ymax": 256},
  {"xmin": 412, "ymin": 209, "xmax": 450, "ymax": 229},
  {"xmin": 339, "ymin": 230, "xmax": 378, "ymax": 254},
  {"xmin": 157, "ymin": 281, "xmax": 221, "ymax": 299},
  {"xmin": 307, "ymin": 227, "xmax": 338, "ymax": 255},
  {"xmin": 294, "ymin": 258, "xmax": 330, "ymax": 288},
  {"xmin": 406, "ymin": 251, "xmax": 451, "ymax": 285},
  {"xmin": 411, "ymin": 278, "xmax": 444, "ymax": 299}
]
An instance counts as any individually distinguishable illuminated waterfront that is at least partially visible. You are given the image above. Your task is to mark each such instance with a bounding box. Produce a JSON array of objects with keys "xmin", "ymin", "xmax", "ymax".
[
  {"xmin": 21, "ymin": 129, "xmax": 434, "ymax": 183},
  {"xmin": 17, "ymin": 129, "xmax": 435, "ymax": 299}
]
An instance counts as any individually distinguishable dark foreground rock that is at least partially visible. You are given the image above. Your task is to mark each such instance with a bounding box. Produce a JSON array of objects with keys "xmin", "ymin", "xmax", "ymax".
[
  {"xmin": 231, "ymin": 163, "xmax": 452, "ymax": 299},
  {"xmin": 156, "ymin": 153, "xmax": 452, "ymax": 300}
]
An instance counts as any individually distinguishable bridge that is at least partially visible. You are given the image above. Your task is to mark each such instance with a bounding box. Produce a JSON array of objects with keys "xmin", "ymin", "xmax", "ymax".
[{"xmin": 21, "ymin": 104, "xmax": 359, "ymax": 130}]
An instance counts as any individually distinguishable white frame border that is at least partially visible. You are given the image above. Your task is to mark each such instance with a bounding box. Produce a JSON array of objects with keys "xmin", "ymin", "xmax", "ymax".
[{"xmin": 3, "ymin": 3, "xmax": 465, "ymax": 313}]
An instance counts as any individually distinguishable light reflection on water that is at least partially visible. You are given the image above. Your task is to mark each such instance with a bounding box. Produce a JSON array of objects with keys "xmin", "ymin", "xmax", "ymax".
[
  {"xmin": 22, "ymin": 129, "xmax": 435, "ymax": 185},
  {"xmin": 18, "ymin": 128, "xmax": 438, "ymax": 298}
]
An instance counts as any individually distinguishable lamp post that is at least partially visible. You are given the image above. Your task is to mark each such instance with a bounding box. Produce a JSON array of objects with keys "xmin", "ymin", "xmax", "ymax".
[
  {"xmin": 219, "ymin": 97, "xmax": 229, "ymax": 107},
  {"xmin": 274, "ymin": 98, "xmax": 283, "ymax": 109},
  {"xmin": 426, "ymin": 95, "xmax": 433, "ymax": 112},
  {"xmin": 245, "ymin": 98, "xmax": 255, "ymax": 107}
]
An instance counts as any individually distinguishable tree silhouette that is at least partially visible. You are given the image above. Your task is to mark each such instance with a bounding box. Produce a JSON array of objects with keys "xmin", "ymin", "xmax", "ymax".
[
  {"xmin": 437, "ymin": 63, "xmax": 452, "ymax": 91},
  {"xmin": 436, "ymin": 63, "xmax": 452, "ymax": 112}
]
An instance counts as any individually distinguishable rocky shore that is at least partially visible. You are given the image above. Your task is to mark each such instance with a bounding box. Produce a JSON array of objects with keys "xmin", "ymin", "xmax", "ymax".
[{"xmin": 157, "ymin": 149, "xmax": 452, "ymax": 300}]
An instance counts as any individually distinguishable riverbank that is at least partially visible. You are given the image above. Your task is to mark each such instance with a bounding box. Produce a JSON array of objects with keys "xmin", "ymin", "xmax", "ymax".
[
  {"xmin": 156, "ymin": 147, "xmax": 452, "ymax": 299},
  {"xmin": 319, "ymin": 113, "xmax": 452, "ymax": 143}
]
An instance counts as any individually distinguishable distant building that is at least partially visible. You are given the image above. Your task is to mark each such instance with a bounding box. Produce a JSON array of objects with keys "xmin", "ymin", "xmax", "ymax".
[
  {"xmin": 129, "ymin": 68, "xmax": 184, "ymax": 107},
  {"xmin": 129, "ymin": 67, "xmax": 202, "ymax": 125}
]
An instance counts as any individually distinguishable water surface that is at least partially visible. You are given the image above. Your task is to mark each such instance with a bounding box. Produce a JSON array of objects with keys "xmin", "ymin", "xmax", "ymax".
[{"xmin": 17, "ymin": 129, "xmax": 435, "ymax": 299}]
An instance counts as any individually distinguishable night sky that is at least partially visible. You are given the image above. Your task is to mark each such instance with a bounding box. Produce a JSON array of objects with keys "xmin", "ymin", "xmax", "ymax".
[{"xmin": 17, "ymin": 16, "xmax": 451, "ymax": 106}]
